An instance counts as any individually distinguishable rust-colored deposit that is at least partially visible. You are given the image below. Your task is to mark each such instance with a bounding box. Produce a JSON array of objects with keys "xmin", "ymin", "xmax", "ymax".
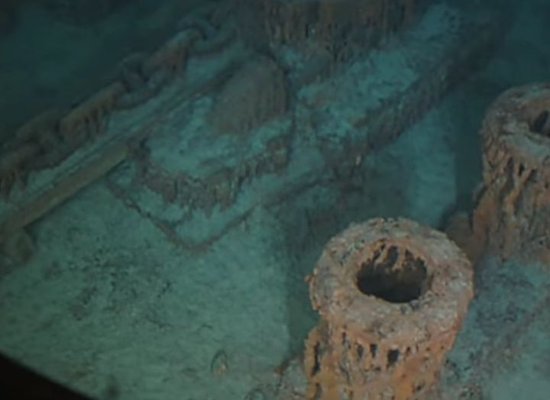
[
  {"xmin": 470, "ymin": 83, "xmax": 550, "ymax": 264},
  {"xmin": 304, "ymin": 218, "xmax": 473, "ymax": 400}
]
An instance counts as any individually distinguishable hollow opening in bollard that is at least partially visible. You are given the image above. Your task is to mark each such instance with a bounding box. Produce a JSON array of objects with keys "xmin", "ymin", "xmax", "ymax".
[
  {"xmin": 356, "ymin": 244, "xmax": 428, "ymax": 303},
  {"xmin": 529, "ymin": 109, "xmax": 550, "ymax": 137}
]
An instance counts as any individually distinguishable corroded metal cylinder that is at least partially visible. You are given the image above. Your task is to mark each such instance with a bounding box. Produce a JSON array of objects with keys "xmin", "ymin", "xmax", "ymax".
[
  {"xmin": 472, "ymin": 83, "xmax": 550, "ymax": 263},
  {"xmin": 304, "ymin": 218, "xmax": 473, "ymax": 400}
]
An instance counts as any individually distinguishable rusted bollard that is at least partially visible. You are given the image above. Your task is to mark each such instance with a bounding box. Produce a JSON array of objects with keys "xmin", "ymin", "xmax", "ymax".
[
  {"xmin": 471, "ymin": 83, "xmax": 550, "ymax": 264},
  {"xmin": 304, "ymin": 218, "xmax": 473, "ymax": 400}
]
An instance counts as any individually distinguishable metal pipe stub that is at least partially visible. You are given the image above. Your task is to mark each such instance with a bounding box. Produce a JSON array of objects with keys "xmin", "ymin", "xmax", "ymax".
[
  {"xmin": 472, "ymin": 83, "xmax": 550, "ymax": 264},
  {"xmin": 304, "ymin": 218, "xmax": 473, "ymax": 400}
]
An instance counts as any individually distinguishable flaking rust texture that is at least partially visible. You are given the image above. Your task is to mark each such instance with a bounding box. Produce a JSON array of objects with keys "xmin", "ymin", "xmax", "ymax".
[
  {"xmin": 236, "ymin": 0, "xmax": 429, "ymax": 62},
  {"xmin": 0, "ymin": 2, "xmax": 501, "ymax": 257},
  {"xmin": 0, "ymin": 1, "xmax": 232, "ymax": 201},
  {"xmin": 304, "ymin": 218, "xmax": 473, "ymax": 400},
  {"xmin": 469, "ymin": 83, "xmax": 550, "ymax": 264}
]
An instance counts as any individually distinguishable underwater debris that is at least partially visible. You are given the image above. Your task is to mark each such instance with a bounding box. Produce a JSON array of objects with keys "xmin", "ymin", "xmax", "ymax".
[
  {"xmin": 304, "ymin": 218, "xmax": 473, "ymax": 400},
  {"xmin": 471, "ymin": 83, "xmax": 550, "ymax": 265}
]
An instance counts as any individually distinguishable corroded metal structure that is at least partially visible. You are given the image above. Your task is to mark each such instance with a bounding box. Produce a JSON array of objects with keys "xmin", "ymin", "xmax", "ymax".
[
  {"xmin": 304, "ymin": 218, "xmax": 473, "ymax": 400},
  {"xmin": 235, "ymin": 0, "xmax": 429, "ymax": 62},
  {"xmin": 207, "ymin": 55, "xmax": 288, "ymax": 135},
  {"xmin": 470, "ymin": 83, "xmax": 550, "ymax": 264},
  {"xmin": 0, "ymin": 1, "xmax": 501, "ymax": 260}
]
